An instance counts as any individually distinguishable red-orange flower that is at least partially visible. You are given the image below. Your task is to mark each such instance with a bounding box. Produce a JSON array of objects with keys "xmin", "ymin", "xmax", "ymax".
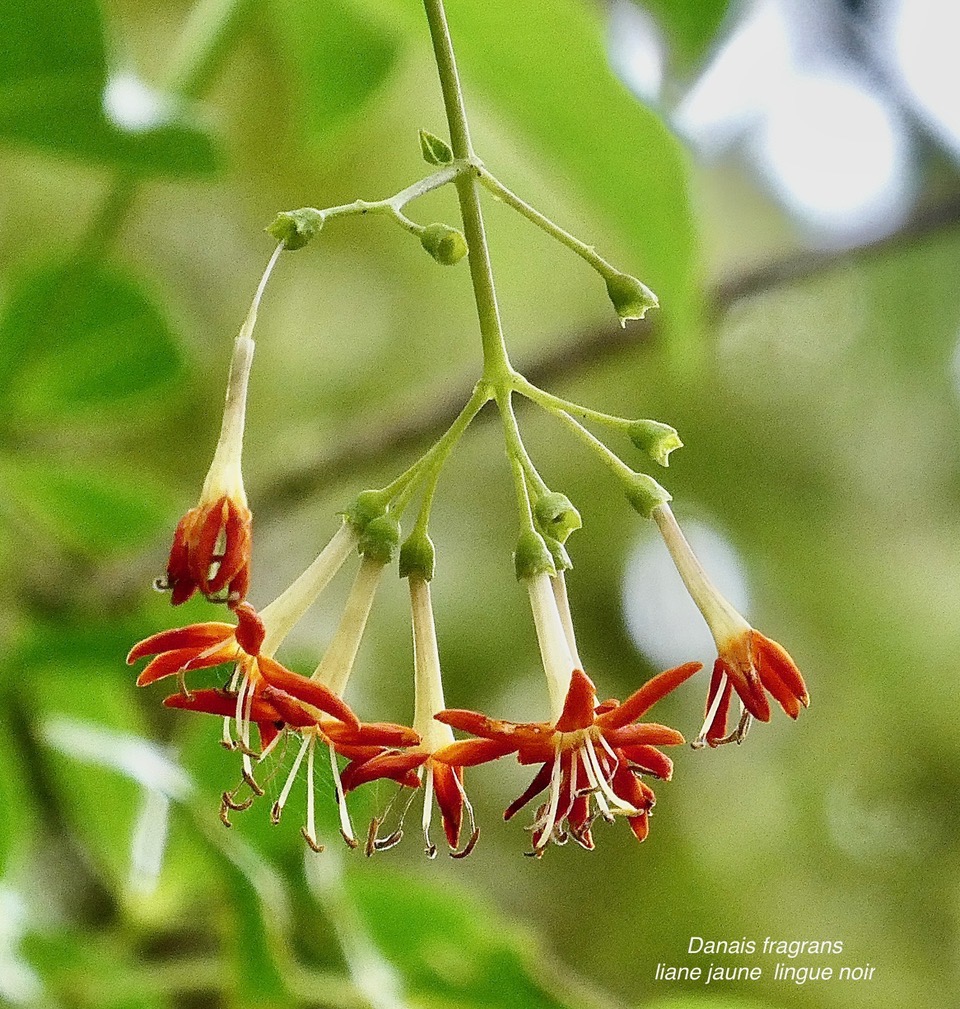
[
  {"xmin": 163, "ymin": 494, "xmax": 252, "ymax": 607},
  {"xmin": 700, "ymin": 629, "xmax": 809, "ymax": 747},
  {"xmin": 436, "ymin": 662, "xmax": 700, "ymax": 856},
  {"xmin": 127, "ymin": 603, "xmax": 357, "ymax": 757}
]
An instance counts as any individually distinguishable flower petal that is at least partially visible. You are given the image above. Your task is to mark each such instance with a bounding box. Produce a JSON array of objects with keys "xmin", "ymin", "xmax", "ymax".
[
  {"xmin": 597, "ymin": 662, "xmax": 701, "ymax": 729},
  {"xmin": 433, "ymin": 737, "xmax": 517, "ymax": 767},
  {"xmin": 604, "ymin": 723, "xmax": 685, "ymax": 748},
  {"xmin": 433, "ymin": 762, "xmax": 464, "ymax": 849},
  {"xmin": 504, "ymin": 760, "xmax": 553, "ymax": 821},
  {"xmin": 134, "ymin": 644, "xmax": 236, "ymax": 686},
  {"xmin": 257, "ymin": 657, "xmax": 360, "ymax": 729},
  {"xmin": 555, "ymin": 669, "xmax": 598, "ymax": 733},
  {"xmin": 126, "ymin": 623, "xmax": 234, "ymax": 663}
]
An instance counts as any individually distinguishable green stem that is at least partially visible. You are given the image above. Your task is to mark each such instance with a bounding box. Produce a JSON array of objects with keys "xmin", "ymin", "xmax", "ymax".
[
  {"xmin": 513, "ymin": 373, "xmax": 632, "ymax": 433},
  {"xmin": 550, "ymin": 408, "xmax": 637, "ymax": 485},
  {"xmin": 78, "ymin": 0, "xmax": 254, "ymax": 257},
  {"xmin": 477, "ymin": 167, "xmax": 618, "ymax": 279},
  {"xmin": 378, "ymin": 382, "xmax": 491, "ymax": 509},
  {"xmin": 498, "ymin": 391, "xmax": 539, "ymax": 529},
  {"xmin": 422, "ymin": 0, "xmax": 513, "ymax": 385}
]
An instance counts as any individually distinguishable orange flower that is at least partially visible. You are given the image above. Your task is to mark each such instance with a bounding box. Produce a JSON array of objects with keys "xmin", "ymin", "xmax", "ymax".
[
  {"xmin": 437, "ymin": 663, "xmax": 699, "ymax": 856},
  {"xmin": 653, "ymin": 503, "xmax": 809, "ymax": 746},
  {"xmin": 164, "ymin": 494, "xmax": 252, "ymax": 607}
]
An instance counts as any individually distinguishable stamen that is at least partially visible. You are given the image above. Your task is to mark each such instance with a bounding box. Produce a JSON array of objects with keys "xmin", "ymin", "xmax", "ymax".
[
  {"xmin": 449, "ymin": 772, "xmax": 479, "ymax": 859},
  {"xmin": 328, "ymin": 744, "xmax": 358, "ymax": 849},
  {"xmin": 532, "ymin": 752, "xmax": 563, "ymax": 856},
  {"xmin": 714, "ymin": 706, "xmax": 753, "ymax": 746},
  {"xmin": 583, "ymin": 738, "xmax": 637, "ymax": 816},
  {"xmin": 300, "ymin": 737, "xmax": 325, "ymax": 853},
  {"xmin": 421, "ymin": 763, "xmax": 437, "ymax": 859},
  {"xmin": 693, "ymin": 672, "xmax": 728, "ymax": 749},
  {"xmin": 272, "ymin": 735, "xmax": 309, "ymax": 824}
]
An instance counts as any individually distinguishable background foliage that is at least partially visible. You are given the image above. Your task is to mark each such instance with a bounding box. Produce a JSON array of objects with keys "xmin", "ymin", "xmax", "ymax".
[{"xmin": 1, "ymin": 0, "xmax": 958, "ymax": 1007}]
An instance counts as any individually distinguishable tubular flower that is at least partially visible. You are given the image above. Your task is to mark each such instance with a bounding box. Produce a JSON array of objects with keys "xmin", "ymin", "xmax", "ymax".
[
  {"xmin": 438, "ymin": 663, "xmax": 699, "ymax": 856},
  {"xmin": 652, "ymin": 503, "xmax": 809, "ymax": 746},
  {"xmin": 159, "ymin": 246, "xmax": 283, "ymax": 609},
  {"xmin": 127, "ymin": 603, "xmax": 357, "ymax": 789},
  {"xmin": 337, "ymin": 577, "xmax": 482, "ymax": 858}
]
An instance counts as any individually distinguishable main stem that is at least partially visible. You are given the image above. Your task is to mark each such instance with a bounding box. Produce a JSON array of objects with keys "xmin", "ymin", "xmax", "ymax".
[{"xmin": 422, "ymin": 0, "xmax": 513, "ymax": 385}]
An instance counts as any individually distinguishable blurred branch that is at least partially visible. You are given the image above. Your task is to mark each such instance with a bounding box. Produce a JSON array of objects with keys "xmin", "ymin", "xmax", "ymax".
[
  {"xmin": 259, "ymin": 193, "xmax": 960, "ymax": 517},
  {"xmin": 79, "ymin": 0, "xmax": 256, "ymax": 259}
]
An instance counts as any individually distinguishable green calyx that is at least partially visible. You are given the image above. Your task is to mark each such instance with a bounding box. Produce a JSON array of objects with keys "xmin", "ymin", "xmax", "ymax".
[
  {"xmin": 533, "ymin": 492, "xmax": 582, "ymax": 544},
  {"xmin": 421, "ymin": 223, "xmax": 468, "ymax": 266},
  {"xmin": 624, "ymin": 472, "xmax": 672, "ymax": 519},
  {"xmin": 605, "ymin": 271, "xmax": 658, "ymax": 325},
  {"xmin": 629, "ymin": 419, "xmax": 683, "ymax": 468},
  {"xmin": 542, "ymin": 534, "xmax": 572, "ymax": 572},
  {"xmin": 342, "ymin": 489, "xmax": 388, "ymax": 533},
  {"xmin": 419, "ymin": 128, "xmax": 454, "ymax": 166},
  {"xmin": 399, "ymin": 530, "xmax": 436, "ymax": 581},
  {"xmin": 514, "ymin": 529, "xmax": 556, "ymax": 580},
  {"xmin": 358, "ymin": 514, "xmax": 401, "ymax": 564},
  {"xmin": 266, "ymin": 208, "xmax": 324, "ymax": 251}
]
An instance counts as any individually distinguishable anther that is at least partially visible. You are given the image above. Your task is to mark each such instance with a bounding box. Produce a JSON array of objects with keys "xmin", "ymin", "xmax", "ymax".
[{"xmin": 300, "ymin": 827, "xmax": 325, "ymax": 853}]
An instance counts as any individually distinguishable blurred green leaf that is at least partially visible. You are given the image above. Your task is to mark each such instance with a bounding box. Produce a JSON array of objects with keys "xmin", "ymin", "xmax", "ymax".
[
  {"xmin": 346, "ymin": 866, "xmax": 611, "ymax": 1009},
  {"xmin": 436, "ymin": 0, "xmax": 700, "ymax": 346},
  {"xmin": 2, "ymin": 459, "xmax": 171, "ymax": 556},
  {"xmin": 270, "ymin": 0, "xmax": 401, "ymax": 143},
  {"xmin": 639, "ymin": 0, "xmax": 730, "ymax": 70},
  {"xmin": 646, "ymin": 999, "xmax": 775, "ymax": 1009},
  {"xmin": 0, "ymin": 0, "xmax": 219, "ymax": 174},
  {"xmin": 0, "ymin": 260, "xmax": 182, "ymax": 421},
  {"xmin": 23, "ymin": 930, "xmax": 169, "ymax": 1009}
]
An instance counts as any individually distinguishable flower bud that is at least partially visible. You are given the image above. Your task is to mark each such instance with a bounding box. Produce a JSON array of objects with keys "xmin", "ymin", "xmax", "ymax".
[
  {"xmin": 624, "ymin": 472, "xmax": 672, "ymax": 519},
  {"xmin": 420, "ymin": 223, "xmax": 468, "ymax": 266},
  {"xmin": 399, "ymin": 530, "xmax": 436, "ymax": 581},
  {"xmin": 629, "ymin": 419, "xmax": 683, "ymax": 467},
  {"xmin": 342, "ymin": 489, "xmax": 388, "ymax": 533},
  {"xmin": 266, "ymin": 208, "xmax": 324, "ymax": 251},
  {"xmin": 533, "ymin": 492, "xmax": 582, "ymax": 544},
  {"xmin": 514, "ymin": 530, "xmax": 556, "ymax": 581},
  {"xmin": 419, "ymin": 128, "xmax": 454, "ymax": 166},
  {"xmin": 358, "ymin": 514, "xmax": 401, "ymax": 564},
  {"xmin": 604, "ymin": 271, "xmax": 658, "ymax": 325},
  {"xmin": 543, "ymin": 534, "xmax": 572, "ymax": 573}
]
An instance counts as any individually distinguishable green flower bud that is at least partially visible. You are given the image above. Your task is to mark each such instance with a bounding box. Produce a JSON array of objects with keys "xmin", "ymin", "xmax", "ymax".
[
  {"xmin": 420, "ymin": 223, "xmax": 468, "ymax": 266},
  {"xmin": 358, "ymin": 514, "xmax": 401, "ymax": 564},
  {"xmin": 624, "ymin": 472, "xmax": 672, "ymax": 519},
  {"xmin": 419, "ymin": 128, "xmax": 454, "ymax": 166},
  {"xmin": 514, "ymin": 529, "xmax": 556, "ymax": 581},
  {"xmin": 266, "ymin": 208, "xmax": 324, "ymax": 251},
  {"xmin": 605, "ymin": 271, "xmax": 658, "ymax": 325},
  {"xmin": 629, "ymin": 419, "xmax": 683, "ymax": 468},
  {"xmin": 342, "ymin": 489, "xmax": 388, "ymax": 533},
  {"xmin": 399, "ymin": 530, "xmax": 436, "ymax": 581},
  {"xmin": 533, "ymin": 492, "xmax": 582, "ymax": 544},
  {"xmin": 543, "ymin": 534, "xmax": 572, "ymax": 573}
]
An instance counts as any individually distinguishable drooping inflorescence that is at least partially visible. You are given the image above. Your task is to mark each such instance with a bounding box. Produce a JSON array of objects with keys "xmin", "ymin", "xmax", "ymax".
[{"xmin": 129, "ymin": 0, "xmax": 808, "ymax": 859}]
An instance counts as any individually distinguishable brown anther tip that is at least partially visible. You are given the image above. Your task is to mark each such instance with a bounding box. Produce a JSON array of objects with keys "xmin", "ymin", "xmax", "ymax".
[
  {"xmin": 242, "ymin": 769, "xmax": 265, "ymax": 796},
  {"xmin": 340, "ymin": 830, "xmax": 360, "ymax": 850},
  {"xmin": 219, "ymin": 804, "xmax": 232, "ymax": 829},
  {"xmin": 300, "ymin": 827, "xmax": 324, "ymax": 853},
  {"xmin": 690, "ymin": 738, "xmax": 708, "ymax": 750},
  {"xmin": 424, "ymin": 843, "xmax": 438, "ymax": 859},
  {"xmin": 219, "ymin": 739, "xmax": 236, "ymax": 751},
  {"xmin": 374, "ymin": 829, "xmax": 403, "ymax": 852},
  {"xmin": 270, "ymin": 802, "xmax": 282, "ymax": 825},
  {"xmin": 450, "ymin": 827, "xmax": 480, "ymax": 860},
  {"xmin": 221, "ymin": 790, "xmax": 254, "ymax": 812},
  {"xmin": 236, "ymin": 742, "xmax": 261, "ymax": 758}
]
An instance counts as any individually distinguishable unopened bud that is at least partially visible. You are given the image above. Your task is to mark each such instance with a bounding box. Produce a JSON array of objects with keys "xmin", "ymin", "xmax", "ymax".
[
  {"xmin": 624, "ymin": 472, "xmax": 672, "ymax": 519},
  {"xmin": 629, "ymin": 419, "xmax": 683, "ymax": 467},
  {"xmin": 419, "ymin": 128, "xmax": 454, "ymax": 166},
  {"xmin": 420, "ymin": 223, "xmax": 468, "ymax": 266},
  {"xmin": 342, "ymin": 490, "xmax": 388, "ymax": 533},
  {"xmin": 358, "ymin": 515, "xmax": 401, "ymax": 564},
  {"xmin": 399, "ymin": 530, "xmax": 436, "ymax": 581},
  {"xmin": 533, "ymin": 492, "xmax": 582, "ymax": 544},
  {"xmin": 514, "ymin": 530, "xmax": 556, "ymax": 581},
  {"xmin": 543, "ymin": 534, "xmax": 572, "ymax": 572},
  {"xmin": 605, "ymin": 272, "xmax": 658, "ymax": 325},
  {"xmin": 266, "ymin": 208, "xmax": 324, "ymax": 251}
]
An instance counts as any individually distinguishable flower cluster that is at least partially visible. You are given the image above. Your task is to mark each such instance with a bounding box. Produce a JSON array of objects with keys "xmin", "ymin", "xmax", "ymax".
[{"xmin": 130, "ymin": 125, "xmax": 809, "ymax": 860}]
